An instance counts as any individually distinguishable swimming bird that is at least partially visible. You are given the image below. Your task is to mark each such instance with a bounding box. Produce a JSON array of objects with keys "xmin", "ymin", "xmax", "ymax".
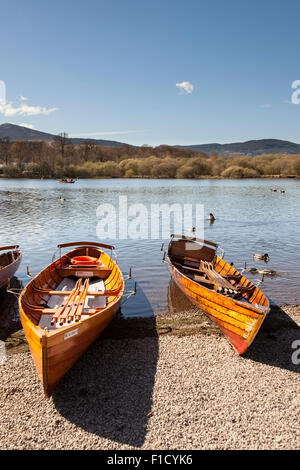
[
  {"xmin": 187, "ymin": 227, "xmax": 196, "ymax": 233},
  {"xmin": 59, "ymin": 196, "xmax": 65, "ymax": 202},
  {"xmin": 253, "ymin": 253, "xmax": 269, "ymax": 261},
  {"xmin": 208, "ymin": 213, "xmax": 215, "ymax": 223},
  {"xmin": 248, "ymin": 267, "xmax": 276, "ymax": 276}
]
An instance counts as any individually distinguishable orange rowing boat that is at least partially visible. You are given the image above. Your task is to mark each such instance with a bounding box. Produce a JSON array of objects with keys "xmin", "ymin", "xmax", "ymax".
[
  {"xmin": 19, "ymin": 241, "xmax": 124, "ymax": 397},
  {"xmin": 166, "ymin": 235, "xmax": 269, "ymax": 354}
]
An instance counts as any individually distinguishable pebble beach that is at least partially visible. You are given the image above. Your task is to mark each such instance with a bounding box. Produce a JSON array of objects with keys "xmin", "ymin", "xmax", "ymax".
[{"xmin": 0, "ymin": 304, "xmax": 299, "ymax": 450}]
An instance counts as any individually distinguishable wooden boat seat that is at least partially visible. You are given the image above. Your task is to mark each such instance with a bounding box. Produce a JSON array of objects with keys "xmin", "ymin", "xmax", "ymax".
[
  {"xmin": 173, "ymin": 261, "xmax": 200, "ymax": 273},
  {"xmin": 32, "ymin": 283, "xmax": 121, "ymax": 297},
  {"xmin": 192, "ymin": 274, "xmax": 214, "ymax": 286},
  {"xmin": 182, "ymin": 265, "xmax": 201, "ymax": 273},
  {"xmin": 58, "ymin": 264, "xmax": 112, "ymax": 279}
]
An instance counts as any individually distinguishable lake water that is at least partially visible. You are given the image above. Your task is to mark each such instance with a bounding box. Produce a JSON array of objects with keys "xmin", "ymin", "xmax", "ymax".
[{"xmin": 0, "ymin": 178, "xmax": 299, "ymax": 318}]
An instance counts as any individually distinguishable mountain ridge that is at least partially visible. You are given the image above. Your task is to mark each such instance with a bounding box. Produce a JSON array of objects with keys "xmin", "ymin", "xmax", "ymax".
[
  {"xmin": 175, "ymin": 139, "xmax": 300, "ymax": 156},
  {"xmin": 0, "ymin": 123, "xmax": 126, "ymax": 147},
  {"xmin": 1, "ymin": 123, "xmax": 300, "ymax": 155}
]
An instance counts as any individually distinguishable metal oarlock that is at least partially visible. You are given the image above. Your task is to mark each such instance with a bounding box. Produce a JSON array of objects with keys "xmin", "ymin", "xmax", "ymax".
[
  {"xmin": 217, "ymin": 246, "xmax": 225, "ymax": 260},
  {"xmin": 51, "ymin": 249, "xmax": 57, "ymax": 263},
  {"xmin": 121, "ymin": 269, "xmax": 137, "ymax": 305},
  {"xmin": 249, "ymin": 272, "xmax": 265, "ymax": 287},
  {"xmin": 27, "ymin": 265, "xmax": 33, "ymax": 278},
  {"xmin": 162, "ymin": 251, "xmax": 166, "ymax": 263},
  {"xmin": 124, "ymin": 266, "xmax": 132, "ymax": 281}
]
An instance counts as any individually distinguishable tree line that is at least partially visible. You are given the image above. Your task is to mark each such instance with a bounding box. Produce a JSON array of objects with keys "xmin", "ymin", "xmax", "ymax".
[{"xmin": 0, "ymin": 134, "xmax": 300, "ymax": 178}]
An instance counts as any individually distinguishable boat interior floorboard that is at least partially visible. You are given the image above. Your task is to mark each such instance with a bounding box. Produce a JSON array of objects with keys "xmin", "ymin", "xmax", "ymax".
[{"xmin": 38, "ymin": 277, "xmax": 106, "ymax": 330}]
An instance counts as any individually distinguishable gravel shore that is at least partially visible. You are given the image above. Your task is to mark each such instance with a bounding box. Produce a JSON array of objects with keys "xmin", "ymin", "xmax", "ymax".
[{"xmin": 0, "ymin": 305, "xmax": 299, "ymax": 450}]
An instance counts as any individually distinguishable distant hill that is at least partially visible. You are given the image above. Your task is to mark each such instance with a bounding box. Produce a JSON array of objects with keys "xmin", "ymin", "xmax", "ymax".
[
  {"xmin": 0, "ymin": 123, "xmax": 126, "ymax": 147},
  {"xmin": 176, "ymin": 139, "xmax": 300, "ymax": 156},
  {"xmin": 1, "ymin": 124, "xmax": 300, "ymax": 155}
]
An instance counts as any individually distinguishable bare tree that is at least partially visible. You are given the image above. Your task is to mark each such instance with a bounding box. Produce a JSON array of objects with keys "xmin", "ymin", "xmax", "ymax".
[
  {"xmin": 54, "ymin": 132, "xmax": 69, "ymax": 159},
  {"xmin": 0, "ymin": 136, "xmax": 10, "ymax": 165},
  {"xmin": 83, "ymin": 140, "xmax": 95, "ymax": 162}
]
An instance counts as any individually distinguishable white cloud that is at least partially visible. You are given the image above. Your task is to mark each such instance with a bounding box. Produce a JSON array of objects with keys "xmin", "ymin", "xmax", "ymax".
[
  {"xmin": 176, "ymin": 81, "xmax": 194, "ymax": 94},
  {"xmin": 70, "ymin": 130, "xmax": 146, "ymax": 137},
  {"xmin": 19, "ymin": 123, "xmax": 36, "ymax": 129},
  {"xmin": 0, "ymin": 97, "xmax": 59, "ymax": 117},
  {"xmin": 0, "ymin": 81, "xmax": 6, "ymax": 104}
]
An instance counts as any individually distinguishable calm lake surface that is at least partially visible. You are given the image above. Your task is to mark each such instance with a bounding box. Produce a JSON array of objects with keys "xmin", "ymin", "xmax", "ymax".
[{"xmin": 0, "ymin": 178, "xmax": 299, "ymax": 317}]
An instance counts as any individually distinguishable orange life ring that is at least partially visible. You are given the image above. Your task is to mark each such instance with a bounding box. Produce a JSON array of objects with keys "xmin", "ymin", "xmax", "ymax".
[{"xmin": 70, "ymin": 256, "xmax": 98, "ymax": 266}]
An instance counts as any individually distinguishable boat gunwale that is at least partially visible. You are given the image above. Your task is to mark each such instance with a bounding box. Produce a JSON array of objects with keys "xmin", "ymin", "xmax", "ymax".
[{"xmin": 0, "ymin": 249, "xmax": 22, "ymax": 272}]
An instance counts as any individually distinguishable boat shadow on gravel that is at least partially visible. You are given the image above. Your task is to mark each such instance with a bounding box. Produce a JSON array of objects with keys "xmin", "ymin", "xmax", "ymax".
[
  {"xmin": 244, "ymin": 303, "xmax": 300, "ymax": 374},
  {"xmin": 53, "ymin": 282, "xmax": 159, "ymax": 448}
]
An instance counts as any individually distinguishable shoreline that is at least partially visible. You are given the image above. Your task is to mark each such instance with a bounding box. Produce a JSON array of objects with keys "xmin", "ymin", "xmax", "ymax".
[
  {"xmin": 0, "ymin": 303, "xmax": 299, "ymax": 450},
  {"xmin": 1, "ymin": 303, "xmax": 299, "ymax": 355},
  {"xmin": 0, "ymin": 175, "xmax": 299, "ymax": 180}
]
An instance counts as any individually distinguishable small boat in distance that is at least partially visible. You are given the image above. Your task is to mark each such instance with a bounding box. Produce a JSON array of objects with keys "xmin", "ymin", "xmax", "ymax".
[
  {"xmin": 165, "ymin": 235, "xmax": 270, "ymax": 355},
  {"xmin": 19, "ymin": 241, "xmax": 124, "ymax": 397},
  {"xmin": 58, "ymin": 177, "xmax": 76, "ymax": 183},
  {"xmin": 0, "ymin": 245, "xmax": 22, "ymax": 290}
]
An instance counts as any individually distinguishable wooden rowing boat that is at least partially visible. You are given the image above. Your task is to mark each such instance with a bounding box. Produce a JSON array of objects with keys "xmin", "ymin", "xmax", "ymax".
[
  {"xmin": 58, "ymin": 178, "xmax": 75, "ymax": 183},
  {"xmin": 0, "ymin": 245, "xmax": 22, "ymax": 290},
  {"xmin": 19, "ymin": 241, "xmax": 124, "ymax": 397},
  {"xmin": 166, "ymin": 235, "xmax": 270, "ymax": 355}
]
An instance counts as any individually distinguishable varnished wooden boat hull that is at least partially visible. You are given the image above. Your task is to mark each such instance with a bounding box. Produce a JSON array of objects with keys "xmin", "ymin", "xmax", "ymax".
[
  {"xmin": 19, "ymin": 244, "xmax": 124, "ymax": 397},
  {"xmin": 20, "ymin": 296, "xmax": 121, "ymax": 397},
  {"xmin": 167, "ymin": 238, "xmax": 269, "ymax": 355},
  {"xmin": 0, "ymin": 249, "xmax": 22, "ymax": 290}
]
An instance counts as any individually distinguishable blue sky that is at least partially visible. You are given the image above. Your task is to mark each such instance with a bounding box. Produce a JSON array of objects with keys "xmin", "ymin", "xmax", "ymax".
[{"xmin": 0, "ymin": 0, "xmax": 299, "ymax": 145}]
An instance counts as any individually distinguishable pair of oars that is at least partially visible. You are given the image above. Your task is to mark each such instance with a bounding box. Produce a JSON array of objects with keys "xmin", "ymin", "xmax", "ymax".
[
  {"xmin": 66, "ymin": 278, "xmax": 90, "ymax": 324},
  {"xmin": 51, "ymin": 278, "xmax": 90, "ymax": 326}
]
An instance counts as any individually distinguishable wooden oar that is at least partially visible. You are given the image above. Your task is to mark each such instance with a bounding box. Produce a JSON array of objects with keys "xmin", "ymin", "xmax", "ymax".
[
  {"xmin": 58, "ymin": 279, "xmax": 84, "ymax": 325},
  {"xmin": 74, "ymin": 278, "xmax": 90, "ymax": 322},
  {"xmin": 66, "ymin": 278, "xmax": 89, "ymax": 323},
  {"xmin": 200, "ymin": 261, "xmax": 238, "ymax": 295},
  {"xmin": 51, "ymin": 279, "xmax": 82, "ymax": 325}
]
